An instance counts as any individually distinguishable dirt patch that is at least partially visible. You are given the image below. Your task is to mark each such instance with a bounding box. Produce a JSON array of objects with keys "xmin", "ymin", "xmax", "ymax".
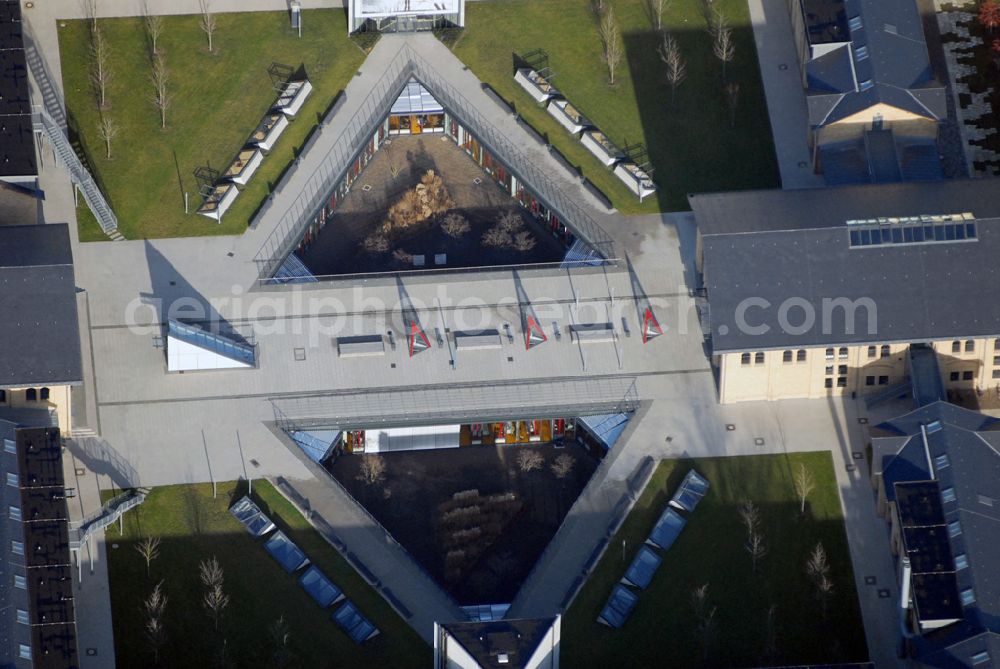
[
  {"xmin": 297, "ymin": 135, "xmax": 567, "ymax": 276},
  {"xmin": 328, "ymin": 442, "xmax": 599, "ymax": 605}
]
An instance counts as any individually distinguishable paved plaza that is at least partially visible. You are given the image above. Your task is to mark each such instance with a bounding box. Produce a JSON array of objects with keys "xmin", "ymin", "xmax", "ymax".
[{"xmin": 20, "ymin": 2, "xmax": 909, "ymax": 666}]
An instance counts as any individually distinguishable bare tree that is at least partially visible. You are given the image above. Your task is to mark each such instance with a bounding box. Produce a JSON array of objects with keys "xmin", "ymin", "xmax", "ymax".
[
  {"xmin": 441, "ymin": 213, "xmax": 470, "ymax": 238},
  {"xmin": 203, "ymin": 583, "xmax": 229, "ymax": 631},
  {"xmin": 363, "ymin": 233, "xmax": 390, "ymax": 253},
  {"xmin": 517, "ymin": 449, "xmax": 544, "ymax": 473},
  {"xmin": 356, "ymin": 454, "xmax": 387, "ymax": 486},
  {"xmin": 90, "ymin": 26, "xmax": 112, "ymax": 110},
  {"xmin": 269, "ymin": 615, "xmax": 293, "ymax": 668},
  {"xmin": 143, "ymin": 3, "xmax": 165, "ymax": 57},
  {"xmin": 512, "ymin": 231, "xmax": 537, "ymax": 252},
  {"xmin": 199, "ymin": 556, "xmax": 224, "ymax": 590},
  {"xmin": 793, "ymin": 462, "xmax": 815, "ymax": 515},
  {"xmin": 746, "ymin": 531, "xmax": 766, "ymax": 574},
  {"xmin": 599, "ymin": 6, "xmax": 624, "ymax": 86},
  {"xmin": 690, "ymin": 583, "xmax": 717, "ymax": 661},
  {"xmin": 710, "ymin": 8, "xmax": 735, "ymax": 81},
  {"xmin": 392, "ymin": 248, "xmax": 414, "ymax": 264},
  {"xmin": 200, "ymin": 0, "xmax": 217, "ymax": 53},
  {"xmin": 145, "ymin": 615, "xmax": 166, "ymax": 663},
  {"xmin": 763, "ymin": 604, "xmax": 778, "ymax": 660},
  {"xmin": 658, "ymin": 33, "xmax": 686, "ymax": 105},
  {"xmin": 725, "ymin": 81, "xmax": 740, "ymax": 128},
  {"xmin": 550, "ymin": 453, "xmax": 575, "ymax": 479},
  {"xmin": 497, "ymin": 210, "xmax": 524, "ymax": 233},
  {"xmin": 482, "ymin": 225, "xmax": 513, "ymax": 248},
  {"xmin": 135, "ymin": 536, "xmax": 160, "ymax": 578},
  {"xmin": 99, "ymin": 115, "xmax": 119, "ymax": 159},
  {"xmin": 737, "ymin": 499, "xmax": 760, "ymax": 536},
  {"xmin": 143, "ymin": 580, "xmax": 168, "ymax": 619},
  {"xmin": 647, "ymin": 0, "xmax": 670, "ymax": 30},
  {"xmin": 805, "ymin": 542, "xmax": 834, "ymax": 617},
  {"xmin": 150, "ymin": 55, "xmax": 171, "ymax": 128}
]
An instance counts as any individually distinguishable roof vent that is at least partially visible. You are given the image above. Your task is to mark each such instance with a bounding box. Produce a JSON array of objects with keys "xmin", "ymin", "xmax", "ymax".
[
  {"xmin": 884, "ymin": 23, "xmax": 897, "ymax": 34},
  {"xmin": 497, "ymin": 653, "xmax": 510, "ymax": 664}
]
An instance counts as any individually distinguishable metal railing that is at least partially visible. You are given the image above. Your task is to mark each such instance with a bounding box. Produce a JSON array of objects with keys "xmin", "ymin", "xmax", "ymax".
[
  {"xmin": 253, "ymin": 43, "xmax": 616, "ymax": 281},
  {"xmin": 69, "ymin": 488, "xmax": 147, "ymax": 548},
  {"xmin": 32, "ymin": 105, "xmax": 119, "ymax": 236}
]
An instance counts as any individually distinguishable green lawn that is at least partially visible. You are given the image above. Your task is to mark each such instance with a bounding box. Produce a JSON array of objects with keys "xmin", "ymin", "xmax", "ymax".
[
  {"xmin": 58, "ymin": 11, "xmax": 366, "ymax": 240},
  {"xmin": 104, "ymin": 481, "xmax": 429, "ymax": 668},
  {"xmin": 452, "ymin": 0, "xmax": 780, "ymax": 214},
  {"xmin": 563, "ymin": 453, "xmax": 868, "ymax": 668}
]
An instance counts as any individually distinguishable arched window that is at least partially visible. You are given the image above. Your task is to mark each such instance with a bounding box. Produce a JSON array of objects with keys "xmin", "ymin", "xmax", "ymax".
[
  {"xmin": 39, "ymin": 388, "xmax": 50, "ymax": 401},
  {"xmin": 741, "ymin": 352, "xmax": 751, "ymax": 365},
  {"xmin": 782, "ymin": 350, "xmax": 793, "ymax": 363},
  {"xmin": 797, "ymin": 349, "xmax": 806, "ymax": 362},
  {"xmin": 965, "ymin": 340, "xmax": 975, "ymax": 352},
  {"xmin": 25, "ymin": 388, "xmax": 36, "ymax": 402},
  {"xmin": 754, "ymin": 351, "xmax": 765, "ymax": 364},
  {"xmin": 880, "ymin": 345, "xmax": 890, "ymax": 358},
  {"xmin": 838, "ymin": 347, "xmax": 848, "ymax": 358},
  {"xmin": 952, "ymin": 340, "xmax": 961, "ymax": 353}
]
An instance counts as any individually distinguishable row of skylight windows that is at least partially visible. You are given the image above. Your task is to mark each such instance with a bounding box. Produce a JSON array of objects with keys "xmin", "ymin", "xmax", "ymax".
[
  {"xmin": 848, "ymin": 222, "xmax": 977, "ymax": 247},
  {"xmin": 846, "ymin": 213, "xmax": 975, "ymax": 226}
]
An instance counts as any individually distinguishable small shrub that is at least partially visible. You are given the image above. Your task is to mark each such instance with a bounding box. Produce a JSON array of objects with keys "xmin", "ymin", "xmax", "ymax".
[
  {"xmin": 482, "ymin": 225, "xmax": 513, "ymax": 248},
  {"xmin": 497, "ymin": 210, "xmax": 524, "ymax": 234},
  {"xmin": 392, "ymin": 248, "xmax": 414, "ymax": 264},
  {"xmin": 441, "ymin": 212, "xmax": 471, "ymax": 238},
  {"xmin": 517, "ymin": 449, "xmax": 544, "ymax": 472},
  {"xmin": 512, "ymin": 231, "xmax": 537, "ymax": 252},
  {"xmin": 363, "ymin": 233, "xmax": 390, "ymax": 253}
]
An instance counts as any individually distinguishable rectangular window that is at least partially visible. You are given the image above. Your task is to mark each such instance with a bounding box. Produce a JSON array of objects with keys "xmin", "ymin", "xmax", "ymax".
[
  {"xmin": 838, "ymin": 365, "xmax": 848, "ymax": 375},
  {"xmin": 878, "ymin": 375, "xmax": 889, "ymax": 385},
  {"xmin": 825, "ymin": 348, "xmax": 834, "ymax": 360},
  {"xmin": 867, "ymin": 346, "xmax": 876, "ymax": 358},
  {"xmin": 934, "ymin": 453, "xmax": 950, "ymax": 469},
  {"xmin": 825, "ymin": 366, "xmax": 834, "ymax": 375},
  {"xmin": 6, "ymin": 472, "xmax": 16, "ymax": 487},
  {"xmin": 848, "ymin": 15, "xmax": 863, "ymax": 30},
  {"xmin": 961, "ymin": 588, "xmax": 976, "ymax": 606},
  {"xmin": 824, "ymin": 378, "xmax": 833, "ymax": 389},
  {"xmin": 14, "ymin": 574, "xmax": 26, "ymax": 589},
  {"xmin": 865, "ymin": 376, "xmax": 875, "ymax": 386},
  {"xmin": 18, "ymin": 645, "xmax": 30, "ymax": 660},
  {"xmin": 993, "ymin": 370, "xmax": 1000, "ymax": 379},
  {"xmin": 859, "ymin": 79, "xmax": 874, "ymax": 91},
  {"xmin": 941, "ymin": 487, "xmax": 956, "ymax": 503},
  {"xmin": 952, "ymin": 341, "xmax": 962, "ymax": 353},
  {"xmin": 838, "ymin": 347, "xmax": 848, "ymax": 359},
  {"xmin": 948, "ymin": 520, "xmax": 962, "ymax": 537},
  {"xmin": 954, "ymin": 554, "xmax": 969, "ymax": 570},
  {"xmin": 8, "ymin": 506, "xmax": 20, "ymax": 521},
  {"xmin": 15, "ymin": 609, "xmax": 27, "ymax": 625},
  {"xmin": 741, "ymin": 352, "xmax": 751, "ymax": 366},
  {"xmin": 950, "ymin": 372, "xmax": 960, "ymax": 381},
  {"xmin": 754, "ymin": 352, "xmax": 765, "ymax": 365},
  {"xmin": 3, "ymin": 438, "xmax": 14, "ymax": 454},
  {"xmin": 963, "ymin": 371, "xmax": 974, "ymax": 381},
  {"xmin": 972, "ymin": 651, "xmax": 991, "ymax": 665},
  {"xmin": 11, "ymin": 541, "xmax": 23, "ymax": 556},
  {"xmin": 837, "ymin": 377, "xmax": 847, "ymax": 387},
  {"xmin": 994, "ymin": 356, "xmax": 1000, "ymax": 366},
  {"xmin": 881, "ymin": 345, "xmax": 890, "ymax": 358},
  {"xmin": 854, "ymin": 45, "xmax": 869, "ymax": 60}
]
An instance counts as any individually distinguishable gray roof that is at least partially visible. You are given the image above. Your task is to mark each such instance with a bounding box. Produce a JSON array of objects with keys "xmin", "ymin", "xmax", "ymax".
[
  {"xmin": 872, "ymin": 402, "xmax": 1000, "ymax": 668},
  {"xmin": 0, "ymin": 225, "xmax": 83, "ymax": 387},
  {"xmin": 803, "ymin": 0, "xmax": 946, "ymax": 126},
  {"xmin": 692, "ymin": 181, "xmax": 1000, "ymax": 352}
]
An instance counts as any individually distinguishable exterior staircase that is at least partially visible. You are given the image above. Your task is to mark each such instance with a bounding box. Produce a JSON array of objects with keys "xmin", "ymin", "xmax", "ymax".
[
  {"xmin": 31, "ymin": 105, "xmax": 121, "ymax": 239},
  {"xmin": 70, "ymin": 488, "xmax": 148, "ymax": 549}
]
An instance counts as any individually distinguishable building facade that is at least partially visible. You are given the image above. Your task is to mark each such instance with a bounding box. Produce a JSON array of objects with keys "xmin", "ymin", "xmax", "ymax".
[{"xmin": 691, "ymin": 181, "xmax": 1000, "ymax": 404}]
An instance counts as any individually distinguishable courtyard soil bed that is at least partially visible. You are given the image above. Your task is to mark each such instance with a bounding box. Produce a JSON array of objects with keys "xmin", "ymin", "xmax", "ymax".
[
  {"xmin": 297, "ymin": 135, "xmax": 567, "ymax": 276},
  {"xmin": 328, "ymin": 442, "xmax": 599, "ymax": 605}
]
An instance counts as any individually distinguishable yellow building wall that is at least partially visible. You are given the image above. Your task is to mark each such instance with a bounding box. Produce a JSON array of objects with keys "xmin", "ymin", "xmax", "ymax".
[
  {"xmin": 717, "ymin": 339, "xmax": 997, "ymax": 403},
  {"xmin": 0, "ymin": 385, "xmax": 73, "ymax": 433},
  {"xmin": 815, "ymin": 103, "xmax": 937, "ymax": 146}
]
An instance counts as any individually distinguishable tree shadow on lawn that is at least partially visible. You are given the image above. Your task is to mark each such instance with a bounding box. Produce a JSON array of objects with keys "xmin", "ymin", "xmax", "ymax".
[
  {"xmin": 621, "ymin": 25, "xmax": 780, "ymax": 212},
  {"xmin": 563, "ymin": 492, "xmax": 868, "ymax": 668}
]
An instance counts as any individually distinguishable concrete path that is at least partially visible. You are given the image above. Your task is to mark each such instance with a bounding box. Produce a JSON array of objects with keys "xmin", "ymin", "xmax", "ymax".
[
  {"xmin": 63, "ymin": 448, "xmax": 118, "ymax": 669},
  {"xmin": 745, "ymin": 0, "xmax": 825, "ymax": 189},
  {"xmin": 22, "ymin": 2, "xmax": 903, "ymax": 663}
]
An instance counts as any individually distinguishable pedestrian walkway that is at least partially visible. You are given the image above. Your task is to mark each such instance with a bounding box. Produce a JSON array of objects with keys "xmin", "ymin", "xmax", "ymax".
[{"xmin": 745, "ymin": 0, "xmax": 825, "ymax": 189}]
